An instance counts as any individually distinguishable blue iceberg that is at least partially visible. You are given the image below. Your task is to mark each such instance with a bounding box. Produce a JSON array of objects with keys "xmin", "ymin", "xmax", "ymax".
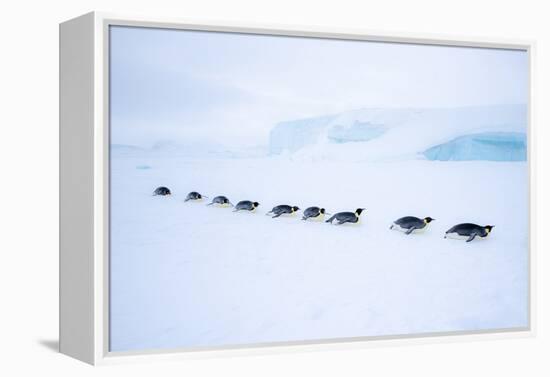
[{"xmin": 423, "ymin": 132, "xmax": 527, "ymax": 161}]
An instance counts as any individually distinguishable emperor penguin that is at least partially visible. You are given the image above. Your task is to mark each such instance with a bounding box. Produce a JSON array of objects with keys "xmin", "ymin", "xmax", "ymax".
[
  {"xmin": 153, "ymin": 186, "xmax": 171, "ymax": 196},
  {"xmin": 302, "ymin": 207, "xmax": 329, "ymax": 221},
  {"xmin": 207, "ymin": 195, "xmax": 234, "ymax": 207},
  {"xmin": 266, "ymin": 204, "xmax": 300, "ymax": 218},
  {"xmin": 185, "ymin": 191, "xmax": 208, "ymax": 202},
  {"xmin": 325, "ymin": 208, "xmax": 365, "ymax": 225},
  {"xmin": 233, "ymin": 200, "xmax": 260, "ymax": 212},
  {"xmin": 444, "ymin": 223, "xmax": 495, "ymax": 242},
  {"xmin": 390, "ymin": 216, "xmax": 434, "ymax": 235}
]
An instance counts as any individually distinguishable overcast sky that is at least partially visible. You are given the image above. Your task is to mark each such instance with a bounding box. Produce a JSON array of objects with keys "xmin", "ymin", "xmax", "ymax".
[{"xmin": 110, "ymin": 26, "xmax": 528, "ymax": 148}]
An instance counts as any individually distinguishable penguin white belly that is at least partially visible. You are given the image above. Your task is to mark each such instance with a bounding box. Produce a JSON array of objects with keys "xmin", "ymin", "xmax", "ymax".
[
  {"xmin": 445, "ymin": 232, "xmax": 471, "ymax": 240},
  {"xmin": 312, "ymin": 213, "xmax": 325, "ymax": 221},
  {"xmin": 391, "ymin": 223, "xmax": 427, "ymax": 233},
  {"xmin": 391, "ymin": 224, "xmax": 409, "ymax": 233},
  {"xmin": 412, "ymin": 226, "xmax": 427, "ymax": 233}
]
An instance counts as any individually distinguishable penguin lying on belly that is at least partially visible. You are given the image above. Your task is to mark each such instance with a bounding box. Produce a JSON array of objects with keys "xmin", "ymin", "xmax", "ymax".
[
  {"xmin": 302, "ymin": 207, "xmax": 329, "ymax": 221},
  {"xmin": 326, "ymin": 208, "xmax": 365, "ymax": 225},
  {"xmin": 153, "ymin": 186, "xmax": 171, "ymax": 196},
  {"xmin": 207, "ymin": 195, "xmax": 233, "ymax": 207},
  {"xmin": 445, "ymin": 223, "xmax": 495, "ymax": 242},
  {"xmin": 390, "ymin": 216, "xmax": 434, "ymax": 234},
  {"xmin": 185, "ymin": 191, "xmax": 208, "ymax": 202},
  {"xmin": 233, "ymin": 200, "xmax": 260, "ymax": 212},
  {"xmin": 267, "ymin": 205, "xmax": 300, "ymax": 218}
]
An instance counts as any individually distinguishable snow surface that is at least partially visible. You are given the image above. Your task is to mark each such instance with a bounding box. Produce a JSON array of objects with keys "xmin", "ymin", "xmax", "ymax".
[
  {"xmin": 110, "ymin": 153, "xmax": 528, "ymax": 352},
  {"xmin": 269, "ymin": 105, "xmax": 527, "ymax": 161}
]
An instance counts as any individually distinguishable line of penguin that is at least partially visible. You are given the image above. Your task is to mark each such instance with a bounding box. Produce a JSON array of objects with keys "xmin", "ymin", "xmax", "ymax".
[{"xmin": 153, "ymin": 186, "xmax": 495, "ymax": 243}]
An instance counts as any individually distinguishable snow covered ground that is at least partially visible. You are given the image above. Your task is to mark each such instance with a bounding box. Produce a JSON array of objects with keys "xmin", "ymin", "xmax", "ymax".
[{"xmin": 109, "ymin": 153, "xmax": 528, "ymax": 352}]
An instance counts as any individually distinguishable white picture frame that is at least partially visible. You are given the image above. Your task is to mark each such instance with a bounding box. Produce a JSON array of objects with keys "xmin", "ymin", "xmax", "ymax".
[{"xmin": 59, "ymin": 11, "xmax": 536, "ymax": 365}]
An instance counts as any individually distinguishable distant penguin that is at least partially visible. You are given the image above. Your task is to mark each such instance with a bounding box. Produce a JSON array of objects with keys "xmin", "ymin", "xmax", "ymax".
[
  {"xmin": 185, "ymin": 191, "xmax": 208, "ymax": 202},
  {"xmin": 390, "ymin": 216, "xmax": 434, "ymax": 235},
  {"xmin": 233, "ymin": 200, "xmax": 260, "ymax": 212},
  {"xmin": 153, "ymin": 186, "xmax": 171, "ymax": 196},
  {"xmin": 267, "ymin": 205, "xmax": 300, "ymax": 218},
  {"xmin": 302, "ymin": 207, "xmax": 328, "ymax": 221},
  {"xmin": 326, "ymin": 208, "xmax": 365, "ymax": 225},
  {"xmin": 445, "ymin": 223, "xmax": 495, "ymax": 242},
  {"xmin": 207, "ymin": 195, "xmax": 233, "ymax": 207}
]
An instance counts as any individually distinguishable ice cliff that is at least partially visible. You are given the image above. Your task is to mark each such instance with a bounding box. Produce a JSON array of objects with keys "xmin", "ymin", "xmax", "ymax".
[{"xmin": 268, "ymin": 105, "xmax": 527, "ymax": 162}]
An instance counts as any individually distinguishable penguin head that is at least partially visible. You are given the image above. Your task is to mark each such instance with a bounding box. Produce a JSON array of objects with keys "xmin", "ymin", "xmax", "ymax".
[
  {"xmin": 320, "ymin": 208, "xmax": 326, "ymax": 214},
  {"xmin": 196, "ymin": 193, "xmax": 202, "ymax": 199},
  {"xmin": 485, "ymin": 225, "xmax": 495, "ymax": 233},
  {"xmin": 223, "ymin": 197, "xmax": 229, "ymax": 204},
  {"xmin": 424, "ymin": 217, "xmax": 435, "ymax": 223},
  {"xmin": 355, "ymin": 208, "xmax": 365, "ymax": 216},
  {"xmin": 253, "ymin": 202, "xmax": 260, "ymax": 208},
  {"xmin": 292, "ymin": 206, "xmax": 300, "ymax": 212}
]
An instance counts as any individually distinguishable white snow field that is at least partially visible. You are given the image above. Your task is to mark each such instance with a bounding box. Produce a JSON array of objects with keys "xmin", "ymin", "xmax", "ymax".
[{"xmin": 109, "ymin": 153, "xmax": 528, "ymax": 352}]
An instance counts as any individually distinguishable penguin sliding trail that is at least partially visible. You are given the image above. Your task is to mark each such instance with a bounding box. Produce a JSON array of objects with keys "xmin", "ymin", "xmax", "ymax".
[{"xmin": 152, "ymin": 186, "xmax": 495, "ymax": 242}]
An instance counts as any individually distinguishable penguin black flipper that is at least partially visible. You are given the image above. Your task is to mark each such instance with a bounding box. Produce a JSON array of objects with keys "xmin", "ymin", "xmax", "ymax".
[
  {"xmin": 405, "ymin": 227, "xmax": 416, "ymax": 235},
  {"xmin": 272, "ymin": 213, "xmax": 282, "ymax": 218},
  {"xmin": 325, "ymin": 215, "xmax": 336, "ymax": 223},
  {"xmin": 466, "ymin": 234, "xmax": 476, "ymax": 242}
]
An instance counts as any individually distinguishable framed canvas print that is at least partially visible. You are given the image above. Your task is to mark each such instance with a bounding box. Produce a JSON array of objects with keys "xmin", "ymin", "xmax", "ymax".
[{"xmin": 59, "ymin": 12, "xmax": 535, "ymax": 365}]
